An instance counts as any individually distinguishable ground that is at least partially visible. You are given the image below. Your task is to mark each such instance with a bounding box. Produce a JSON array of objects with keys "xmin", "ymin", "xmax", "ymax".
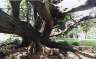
[{"xmin": 4, "ymin": 45, "xmax": 96, "ymax": 59}]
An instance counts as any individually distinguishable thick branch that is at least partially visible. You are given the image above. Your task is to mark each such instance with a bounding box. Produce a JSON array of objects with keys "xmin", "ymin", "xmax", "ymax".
[
  {"xmin": 0, "ymin": 9, "xmax": 44, "ymax": 48},
  {"xmin": 30, "ymin": 0, "xmax": 54, "ymax": 37},
  {"xmin": 50, "ymin": 17, "xmax": 90, "ymax": 37}
]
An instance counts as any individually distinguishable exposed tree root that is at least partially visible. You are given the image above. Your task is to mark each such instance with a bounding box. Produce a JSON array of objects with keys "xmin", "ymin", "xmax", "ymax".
[
  {"xmin": 40, "ymin": 39, "xmax": 96, "ymax": 59},
  {"xmin": 2, "ymin": 42, "xmax": 96, "ymax": 59}
]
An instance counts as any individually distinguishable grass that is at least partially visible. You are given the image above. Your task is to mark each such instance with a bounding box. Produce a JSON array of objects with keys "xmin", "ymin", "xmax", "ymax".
[
  {"xmin": 80, "ymin": 40, "xmax": 96, "ymax": 47},
  {"xmin": 56, "ymin": 39, "xmax": 96, "ymax": 47}
]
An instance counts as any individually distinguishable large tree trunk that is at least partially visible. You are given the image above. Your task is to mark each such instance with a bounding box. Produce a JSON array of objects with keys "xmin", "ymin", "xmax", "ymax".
[
  {"xmin": 10, "ymin": 1, "xmax": 21, "ymax": 20},
  {"xmin": 0, "ymin": 1, "xmax": 95, "ymax": 59},
  {"xmin": 0, "ymin": 9, "xmax": 42, "ymax": 47}
]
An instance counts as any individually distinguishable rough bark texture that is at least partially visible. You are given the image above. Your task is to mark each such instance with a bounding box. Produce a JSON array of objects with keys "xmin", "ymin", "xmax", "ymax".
[{"xmin": 10, "ymin": 1, "xmax": 21, "ymax": 20}]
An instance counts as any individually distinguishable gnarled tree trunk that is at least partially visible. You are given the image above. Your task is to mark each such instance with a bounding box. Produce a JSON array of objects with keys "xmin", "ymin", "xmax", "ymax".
[{"xmin": 0, "ymin": 0, "xmax": 95, "ymax": 59}]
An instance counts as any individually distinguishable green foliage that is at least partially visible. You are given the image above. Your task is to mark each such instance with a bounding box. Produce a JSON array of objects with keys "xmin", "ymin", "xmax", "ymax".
[
  {"xmin": 59, "ymin": 41, "xmax": 70, "ymax": 46},
  {"xmin": 58, "ymin": 40, "xmax": 80, "ymax": 46},
  {"xmin": 64, "ymin": 15, "xmax": 72, "ymax": 21},
  {"xmin": 20, "ymin": 0, "xmax": 33, "ymax": 21},
  {"xmin": 13, "ymin": 39, "xmax": 21, "ymax": 45},
  {"xmin": 72, "ymin": 42, "xmax": 79, "ymax": 46},
  {"xmin": 80, "ymin": 20, "xmax": 93, "ymax": 33}
]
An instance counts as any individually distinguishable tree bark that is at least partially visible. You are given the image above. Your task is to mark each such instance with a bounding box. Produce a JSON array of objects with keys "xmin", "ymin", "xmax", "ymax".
[
  {"xmin": 30, "ymin": 0, "xmax": 54, "ymax": 38},
  {"xmin": 0, "ymin": 9, "xmax": 42, "ymax": 47},
  {"xmin": 10, "ymin": 1, "xmax": 21, "ymax": 20}
]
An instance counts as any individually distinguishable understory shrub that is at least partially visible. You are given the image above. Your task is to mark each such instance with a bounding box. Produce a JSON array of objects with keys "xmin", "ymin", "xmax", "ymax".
[{"xmin": 72, "ymin": 42, "xmax": 79, "ymax": 46}]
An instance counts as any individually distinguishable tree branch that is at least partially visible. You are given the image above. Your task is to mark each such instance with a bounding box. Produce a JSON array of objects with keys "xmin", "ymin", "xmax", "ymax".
[{"xmin": 30, "ymin": 0, "xmax": 54, "ymax": 38}]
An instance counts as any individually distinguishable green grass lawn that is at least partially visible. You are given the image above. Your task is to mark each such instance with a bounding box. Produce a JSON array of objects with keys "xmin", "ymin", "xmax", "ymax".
[
  {"xmin": 79, "ymin": 40, "xmax": 96, "ymax": 47},
  {"xmin": 56, "ymin": 39, "xmax": 96, "ymax": 47}
]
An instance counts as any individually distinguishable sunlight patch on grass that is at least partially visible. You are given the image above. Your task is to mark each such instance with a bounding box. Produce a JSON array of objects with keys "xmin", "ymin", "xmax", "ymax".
[{"xmin": 56, "ymin": 39, "xmax": 96, "ymax": 47}]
